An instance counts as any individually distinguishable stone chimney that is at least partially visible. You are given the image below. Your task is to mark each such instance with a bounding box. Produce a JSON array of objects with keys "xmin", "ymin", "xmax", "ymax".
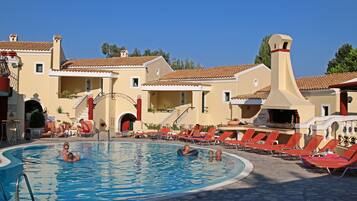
[
  {"xmin": 120, "ymin": 49, "xmax": 128, "ymax": 57},
  {"xmin": 262, "ymin": 34, "xmax": 314, "ymax": 123},
  {"xmin": 52, "ymin": 35, "xmax": 62, "ymax": 70},
  {"xmin": 9, "ymin": 34, "xmax": 18, "ymax": 42}
]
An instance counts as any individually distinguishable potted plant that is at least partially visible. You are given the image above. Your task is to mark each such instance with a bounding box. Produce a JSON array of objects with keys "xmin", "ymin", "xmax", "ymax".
[{"xmin": 29, "ymin": 110, "xmax": 45, "ymax": 138}]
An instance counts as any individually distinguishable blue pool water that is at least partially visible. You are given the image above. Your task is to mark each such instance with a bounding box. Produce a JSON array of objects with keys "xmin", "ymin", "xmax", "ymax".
[{"xmin": 0, "ymin": 142, "xmax": 246, "ymax": 200}]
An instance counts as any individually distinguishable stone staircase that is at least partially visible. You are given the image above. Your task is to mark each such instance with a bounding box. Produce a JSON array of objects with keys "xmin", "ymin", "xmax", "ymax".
[{"xmin": 77, "ymin": 107, "xmax": 88, "ymax": 121}]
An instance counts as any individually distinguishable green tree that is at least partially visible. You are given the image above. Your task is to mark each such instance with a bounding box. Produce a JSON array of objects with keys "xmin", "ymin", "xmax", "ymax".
[
  {"xmin": 101, "ymin": 43, "xmax": 126, "ymax": 58},
  {"xmin": 171, "ymin": 58, "xmax": 201, "ymax": 70},
  {"xmin": 100, "ymin": 43, "xmax": 201, "ymax": 70},
  {"xmin": 130, "ymin": 48, "xmax": 141, "ymax": 57},
  {"xmin": 254, "ymin": 35, "xmax": 272, "ymax": 68},
  {"xmin": 142, "ymin": 48, "xmax": 170, "ymax": 63},
  {"xmin": 326, "ymin": 44, "xmax": 357, "ymax": 74}
]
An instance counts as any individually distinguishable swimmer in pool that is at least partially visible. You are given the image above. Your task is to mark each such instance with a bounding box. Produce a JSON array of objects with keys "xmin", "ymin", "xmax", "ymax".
[
  {"xmin": 209, "ymin": 150, "xmax": 214, "ymax": 162},
  {"xmin": 64, "ymin": 152, "xmax": 80, "ymax": 162},
  {"xmin": 182, "ymin": 145, "xmax": 191, "ymax": 155},
  {"xmin": 61, "ymin": 142, "xmax": 70, "ymax": 160},
  {"xmin": 215, "ymin": 149, "xmax": 222, "ymax": 161}
]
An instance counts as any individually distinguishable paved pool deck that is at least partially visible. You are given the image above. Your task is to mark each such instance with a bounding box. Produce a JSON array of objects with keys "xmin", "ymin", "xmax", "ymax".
[{"xmin": 1, "ymin": 135, "xmax": 357, "ymax": 201}]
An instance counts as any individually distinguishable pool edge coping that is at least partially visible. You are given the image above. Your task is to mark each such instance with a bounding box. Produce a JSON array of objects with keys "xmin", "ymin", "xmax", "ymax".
[{"xmin": 0, "ymin": 141, "xmax": 254, "ymax": 200}]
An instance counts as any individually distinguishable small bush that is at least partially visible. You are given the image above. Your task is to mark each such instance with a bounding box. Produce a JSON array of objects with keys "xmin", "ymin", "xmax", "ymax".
[
  {"xmin": 57, "ymin": 106, "xmax": 63, "ymax": 114},
  {"xmin": 171, "ymin": 124, "xmax": 180, "ymax": 131},
  {"xmin": 144, "ymin": 123, "xmax": 161, "ymax": 130}
]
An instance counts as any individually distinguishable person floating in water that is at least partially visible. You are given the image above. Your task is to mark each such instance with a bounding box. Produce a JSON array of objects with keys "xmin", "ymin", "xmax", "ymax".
[
  {"xmin": 64, "ymin": 152, "xmax": 80, "ymax": 162},
  {"xmin": 215, "ymin": 149, "xmax": 222, "ymax": 161},
  {"xmin": 209, "ymin": 149, "xmax": 222, "ymax": 161},
  {"xmin": 182, "ymin": 145, "xmax": 190, "ymax": 155},
  {"xmin": 61, "ymin": 142, "xmax": 70, "ymax": 160},
  {"xmin": 61, "ymin": 142, "xmax": 80, "ymax": 162},
  {"xmin": 177, "ymin": 144, "xmax": 198, "ymax": 156}
]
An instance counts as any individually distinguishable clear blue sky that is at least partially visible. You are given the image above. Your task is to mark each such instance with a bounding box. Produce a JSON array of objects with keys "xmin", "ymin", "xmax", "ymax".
[{"xmin": 1, "ymin": 0, "xmax": 357, "ymax": 77}]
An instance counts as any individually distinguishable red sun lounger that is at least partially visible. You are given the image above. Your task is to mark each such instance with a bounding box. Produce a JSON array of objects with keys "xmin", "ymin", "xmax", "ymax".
[
  {"xmin": 245, "ymin": 130, "xmax": 280, "ymax": 150},
  {"xmin": 255, "ymin": 133, "xmax": 302, "ymax": 153},
  {"xmin": 278, "ymin": 135, "xmax": 323, "ymax": 157},
  {"xmin": 214, "ymin": 131, "xmax": 234, "ymax": 145},
  {"xmin": 223, "ymin": 128, "xmax": 255, "ymax": 145},
  {"xmin": 310, "ymin": 151, "xmax": 357, "ymax": 177}
]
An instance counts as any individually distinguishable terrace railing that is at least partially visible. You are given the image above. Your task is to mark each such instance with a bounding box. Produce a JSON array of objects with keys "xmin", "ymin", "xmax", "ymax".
[
  {"xmin": 74, "ymin": 95, "xmax": 88, "ymax": 119},
  {"xmin": 173, "ymin": 106, "xmax": 195, "ymax": 126},
  {"xmin": 297, "ymin": 115, "xmax": 357, "ymax": 147}
]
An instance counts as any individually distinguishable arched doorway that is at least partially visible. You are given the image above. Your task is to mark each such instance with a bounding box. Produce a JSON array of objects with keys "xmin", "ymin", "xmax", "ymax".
[
  {"xmin": 119, "ymin": 113, "xmax": 136, "ymax": 132},
  {"xmin": 25, "ymin": 100, "xmax": 43, "ymax": 128}
]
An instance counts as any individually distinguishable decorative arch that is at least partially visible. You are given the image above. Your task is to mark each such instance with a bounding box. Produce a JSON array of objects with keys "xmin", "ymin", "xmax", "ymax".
[
  {"xmin": 117, "ymin": 112, "xmax": 137, "ymax": 132},
  {"xmin": 24, "ymin": 99, "xmax": 43, "ymax": 128},
  {"xmin": 25, "ymin": 99, "xmax": 43, "ymax": 114}
]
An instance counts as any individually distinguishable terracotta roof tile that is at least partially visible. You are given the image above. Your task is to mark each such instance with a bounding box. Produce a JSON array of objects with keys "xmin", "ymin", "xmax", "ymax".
[
  {"xmin": 233, "ymin": 91, "xmax": 270, "ymax": 100},
  {"xmin": 296, "ymin": 72, "xmax": 357, "ymax": 90},
  {"xmin": 232, "ymin": 72, "xmax": 357, "ymax": 100},
  {"xmin": 62, "ymin": 56, "xmax": 159, "ymax": 68},
  {"xmin": 143, "ymin": 80, "xmax": 211, "ymax": 87},
  {"xmin": 160, "ymin": 64, "xmax": 260, "ymax": 80},
  {"xmin": 0, "ymin": 41, "xmax": 53, "ymax": 51}
]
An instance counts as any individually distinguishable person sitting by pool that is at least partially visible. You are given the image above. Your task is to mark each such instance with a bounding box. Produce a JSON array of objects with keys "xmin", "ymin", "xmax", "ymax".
[
  {"xmin": 188, "ymin": 124, "xmax": 204, "ymax": 138},
  {"xmin": 77, "ymin": 119, "xmax": 90, "ymax": 133},
  {"xmin": 64, "ymin": 152, "xmax": 80, "ymax": 162},
  {"xmin": 177, "ymin": 145, "xmax": 198, "ymax": 156},
  {"xmin": 215, "ymin": 149, "xmax": 222, "ymax": 161}
]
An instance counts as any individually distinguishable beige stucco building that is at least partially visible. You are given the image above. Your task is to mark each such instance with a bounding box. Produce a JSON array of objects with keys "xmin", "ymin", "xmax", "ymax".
[
  {"xmin": 0, "ymin": 34, "xmax": 272, "ymax": 133},
  {"xmin": 231, "ymin": 34, "xmax": 357, "ymax": 148},
  {"xmin": 1, "ymin": 33, "xmax": 356, "ymax": 148},
  {"xmin": 142, "ymin": 64, "xmax": 271, "ymax": 127}
]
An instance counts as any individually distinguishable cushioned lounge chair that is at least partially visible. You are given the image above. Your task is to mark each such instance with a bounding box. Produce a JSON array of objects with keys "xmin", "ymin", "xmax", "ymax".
[
  {"xmin": 318, "ymin": 139, "xmax": 339, "ymax": 153},
  {"xmin": 302, "ymin": 144, "xmax": 357, "ymax": 166},
  {"xmin": 177, "ymin": 126, "xmax": 203, "ymax": 141},
  {"xmin": 245, "ymin": 131, "xmax": 280, "ymax": 150},
  {"xmin": 225, "ymin": 132, "xmax": 266, "ymax": 150},
  {"xmin": 214, "ymin": 131, "xmax": 234, "ymax": 145},
  {"xmin": 310, "ymin": 151, "xmax": 357, "ymax": 177},
  {"xmin": 278, "ymin": 135, "xmax": 323, "ymax": 157},
  {"xmin": 184, "ymin": 127, "xmax": 217, "ymax": 144},
  {"xmin": 135, "ymin": 127, "xmax": 170, "ymax": 139},
  {"xmin": 254, "ymin": 133, "xmax": 302, "ymax": 153},
  {"xmin": 223, "ymin": 128, "xmax": 255, "ymax": 145},
  {"xmin": 79, "ymin": 121, "xmax": 96, "ymax": 137}
]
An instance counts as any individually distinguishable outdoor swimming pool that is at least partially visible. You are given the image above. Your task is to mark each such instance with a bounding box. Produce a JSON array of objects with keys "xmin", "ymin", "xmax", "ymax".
[{"xmin": 0, "ymin": 142, "xmax": 252, "ymax": 200}]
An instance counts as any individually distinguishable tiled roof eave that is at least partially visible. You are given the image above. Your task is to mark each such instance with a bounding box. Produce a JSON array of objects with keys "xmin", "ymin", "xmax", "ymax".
[
  {"xmin": 48, "ymin": 69, "xmax": 118, "ymax": 78},
  {"xmin": 160, "ymin": 76, "xmax": 236, "ymax": 81},
  {"xmin": 0, "ymin": 48, "xmax": 52, "ymax": 52},
  {"xmin": 65, "ymin": 65, "xmax": 145, "ymax": 69}
]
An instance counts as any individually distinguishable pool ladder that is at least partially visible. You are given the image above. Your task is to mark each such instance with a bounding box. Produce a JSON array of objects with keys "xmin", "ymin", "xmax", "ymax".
[
  {"xmin": 15, "ymin": 173, "xmax": 35, "ymax": 201},
  {"xmin": 0, "ymin": 181, "xmax": 8, "ymax": 201}
]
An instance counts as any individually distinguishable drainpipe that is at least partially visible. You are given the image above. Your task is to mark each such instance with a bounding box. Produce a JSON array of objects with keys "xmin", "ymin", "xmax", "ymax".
[
  {"xmin": 87, "ymin": 95, "xmax": 94, "ymax": 120},
  {"xmin": 340, "ymin": 91, "xmax": 348, "ymax": 116},
  {"xmin": 136, "ymin": 95, "xmax": 142, "ymax": 121}
]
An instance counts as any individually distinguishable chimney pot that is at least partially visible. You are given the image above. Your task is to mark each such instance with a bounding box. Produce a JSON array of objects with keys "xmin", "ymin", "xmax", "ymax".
[
  {"xmin": 120, "ymin": 49, "xmax": 128, "ymax": 57},
  {"xmin": 53, "ymin": 34, "xmax": 62, "ymax": 42},
  {"xmin": 9, "ymin": 34, "xmax": 18, "ymax": 42}
]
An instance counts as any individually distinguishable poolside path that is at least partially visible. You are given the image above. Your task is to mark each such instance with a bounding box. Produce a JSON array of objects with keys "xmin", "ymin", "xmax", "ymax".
[{"xmin": 1, "ymin": 135, "xmax": 357, "ymax": 201}]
